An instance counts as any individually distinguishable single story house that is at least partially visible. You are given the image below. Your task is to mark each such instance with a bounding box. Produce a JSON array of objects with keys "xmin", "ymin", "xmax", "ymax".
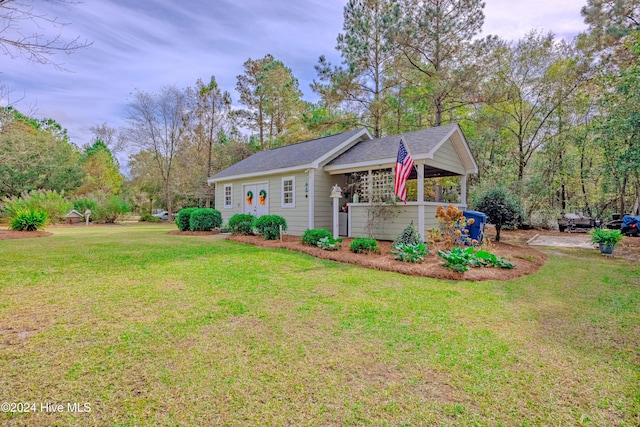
[{"xmin": 208, "ymin": 123, "xmax": 478, "ymax": 241}]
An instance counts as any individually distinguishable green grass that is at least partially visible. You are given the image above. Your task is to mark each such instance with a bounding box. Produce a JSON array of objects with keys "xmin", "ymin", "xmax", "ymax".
[{"xmin": 0, "ymin": 224, "xmax": 638, "ymax": 426}]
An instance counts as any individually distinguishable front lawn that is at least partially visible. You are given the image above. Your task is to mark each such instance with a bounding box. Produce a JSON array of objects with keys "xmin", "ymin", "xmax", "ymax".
[{"xmin": 0, "ymin": 224, "xmax": 638, "ymax": 426}]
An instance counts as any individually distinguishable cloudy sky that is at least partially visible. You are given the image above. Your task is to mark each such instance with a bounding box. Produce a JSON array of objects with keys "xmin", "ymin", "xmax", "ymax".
[{"xmin": 2, "ymin": 0, "xmax": 588, "ymax": 147}]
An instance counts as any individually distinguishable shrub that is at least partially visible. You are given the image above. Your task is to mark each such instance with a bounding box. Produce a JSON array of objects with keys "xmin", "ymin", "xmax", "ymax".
[
  {"xmin": 227, "ymin": 213, "xmax": 255, "ymax": 235},
  {"xmin": 317, "ymin": 236, "xmax": 342, "ymax": 251},
  {"xmin": 428, "ymin": 204, "xmax": 474, "ymax": 249},
  {"xmin": 139, "ymin": 213, "xmax": 161, "ymax": 223},
  {"xmin": 2, "ymin": 190, "xmax": 71, "ymax": 224},
  {"xmin": 302, "ymin": 228, "xmax": 332, "ymax": 246},
  {"xmin": 392, "ymin": 221, "xmax": 422, "ymax": 249},
  {"xmin": 474, "ymin": 188, "xmax": 523, "ymax": 242},
  {"xmin": 189, "ymin": 208, "xmax": 222, "ymax": 231},
  {"xmin": 350, "ymin": 237, "xmax": 380, "ymax": 254},
  {"xmin": 94, "ymin": 195, "xmax": 131, "ymax": 224},
  {"xmin": 9, "ymin": 209, "xmax": 47, "ymax": 231},
  {"xmin": 73, "ymin": 197, "xmax": 98, "ymax": 214},
  {"xmin": 253, "ymin": 215, "xmax": 287, "ymax": 240},
  {"xmin": 392, "ymin": 242, "xmax": 428, "ymax": 263},
  {"xmin": 176, "ymin": 207, "xmax": 197, "ymax": 231}
]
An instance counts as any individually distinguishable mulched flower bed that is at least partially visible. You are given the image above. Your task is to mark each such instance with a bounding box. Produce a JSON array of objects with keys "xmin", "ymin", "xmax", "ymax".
[{"xmin": 227, "ymin": 234, "xmax": 547, "ymax": 281}]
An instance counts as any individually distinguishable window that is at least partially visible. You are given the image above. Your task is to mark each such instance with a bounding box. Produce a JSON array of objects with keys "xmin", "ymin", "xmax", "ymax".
[
  {"xmin": 223, "ymin": 184, "xmax": 232, "ymax": 208},
  {"xmin": 282, "ymin": 177, "xmax": 295, "ymax": 208}
]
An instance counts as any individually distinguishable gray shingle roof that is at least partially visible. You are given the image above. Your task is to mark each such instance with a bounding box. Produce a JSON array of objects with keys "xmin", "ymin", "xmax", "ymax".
[
  {"xmin": 209, "ymin": 128, "xmax": 366, "ymax": 180},
  {"xmin": 327, "ymin": 124, "xmax": 458, "ymax": 166}
]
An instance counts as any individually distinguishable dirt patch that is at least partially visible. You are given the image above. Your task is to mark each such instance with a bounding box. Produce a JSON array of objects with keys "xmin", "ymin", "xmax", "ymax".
[
  {"xmin": 167, "ymin": 230, "xmax": 221, "ymax": 236},
  {"xmin": 0, "ymin": 229, "xmax": 52, "ymax": 240},
  {"xmin": 226, "ymin": 234, "xmax": 546, "ymax": 282}
]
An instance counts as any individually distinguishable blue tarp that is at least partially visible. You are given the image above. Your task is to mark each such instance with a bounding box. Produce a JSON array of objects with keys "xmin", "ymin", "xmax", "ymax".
[{"xmin": 622, "ymin": 215, "xmax": 640, "ymax": 228}]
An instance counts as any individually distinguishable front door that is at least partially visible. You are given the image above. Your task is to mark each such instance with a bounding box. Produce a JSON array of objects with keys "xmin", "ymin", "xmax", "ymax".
[{"xmin": 243, "ymin": 183, "xmax": 269, "ymax": 217}]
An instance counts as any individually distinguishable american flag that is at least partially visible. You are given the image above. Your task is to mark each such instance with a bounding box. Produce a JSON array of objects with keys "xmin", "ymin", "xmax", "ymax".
[{"xmin": 394, "ymin": 139, "xmax": 414, "ymax": 204}]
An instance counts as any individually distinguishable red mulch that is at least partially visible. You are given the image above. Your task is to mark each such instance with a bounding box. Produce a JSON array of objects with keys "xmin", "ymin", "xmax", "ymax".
[
  {"xmin": 0, "ymin": 229, "xmax": 52, "ymax": 240},
  {"xmin": 226, "ymin": 234, "xmax": 547, "ymax": 282},
  {"xmin": 167, "ymin": 230, "xmax": 221, "ymax": 236}
]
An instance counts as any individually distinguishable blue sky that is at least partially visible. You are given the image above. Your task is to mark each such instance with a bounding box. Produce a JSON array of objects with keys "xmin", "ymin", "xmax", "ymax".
[{"xmin": 2, "ymin": 0, "xmax": 587, "ymax": 147}]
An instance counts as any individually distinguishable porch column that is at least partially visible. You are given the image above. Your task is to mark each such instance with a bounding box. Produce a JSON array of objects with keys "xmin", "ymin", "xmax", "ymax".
[
  {"xmin": 417, "ymin": 162, "xmax": 425, "ymax": 241},
  {"xmin": 461, "ymin": 174, "xmax": 467, "ymax": 206}
]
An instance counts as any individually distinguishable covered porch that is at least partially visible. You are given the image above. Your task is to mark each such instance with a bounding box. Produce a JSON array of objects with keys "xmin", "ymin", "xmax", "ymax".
[{"xmin": 334, "ymin": 163, "xmax": 468, "ymax": 241}]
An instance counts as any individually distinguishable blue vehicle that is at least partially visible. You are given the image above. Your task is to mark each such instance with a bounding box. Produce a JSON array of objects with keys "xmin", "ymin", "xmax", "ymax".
[{"xmin": 621, "ymin": 215, "xmax": 640, "ymax": 237}]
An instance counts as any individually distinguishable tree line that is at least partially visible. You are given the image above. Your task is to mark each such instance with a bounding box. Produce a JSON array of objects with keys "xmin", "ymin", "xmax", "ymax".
[{"xmin": 2, "ymin": 0, "xmax": 639, "ymax": 222}]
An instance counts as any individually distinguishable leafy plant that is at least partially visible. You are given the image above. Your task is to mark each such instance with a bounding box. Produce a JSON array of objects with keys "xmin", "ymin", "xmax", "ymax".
[
  {"xmin": 438, "ymin": 247, "xmax": 475, "ymax": 272},
  {"xmin": 590, "ymin": 228, "xmax": 623, "ymax": 247},
  {"xmin": 317, "ymin": 236, "xmax": 342, "ymax": 251},
  {"xmin": 253, "ymin": 215, "xmax": 287, "ymax": 240},
  {"xmin": 392, "ymin": 221, "xmax": 422, "ymax": 249},
  {"xmin": 139, "ymin": 213, "xmax": 161, "ymax": 223},
  {"xmin": 176, "ymin": 207, "xmax": 197, "ymax": 231},
  {"xmin": 302, "ymin": 228, "xmax": 332, "ymax": 246},
  {"xmin": 471, "ymin": 250, "xmax": 515, "ymax": 269},
  {"xmin": 439, "ymin": 247, "xmax": 515, "ymax": 272},
  {"xmin": 429, "ymin": 205, "xmax": 475, "ymax": 249},
  {"xmin": 73, "ymin": 197, "xmax": 99, "ymax": 214},
  {"xmin": 2, "ymin": 189, "xmax": 71, "ymax": 224},
  {"xmin": 392, "ymin": 242, "xmax": 429, "ymax": 263},
  {"xmin": 350, "ymin": 237, "xmax": 380, "ymax": 254},
  {"xmin": 189, "ymin": 208, "xmax": 222, "ymax": 231},
  {"xmin": 9, "ymin": 209, "xmax": 47, "ymax": 231},
  {"xmin": 227, "ymin": 213, "xmax": 255, "ymax": 235}
]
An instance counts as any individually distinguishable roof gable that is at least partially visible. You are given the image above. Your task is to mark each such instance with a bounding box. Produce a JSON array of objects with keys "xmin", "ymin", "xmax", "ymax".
[
  {"xmin": 208, "ymin": 128, "xmax": 370, "ymax": 182},
  {"xmin": 325, "ymin": 123, "xmax": 477, "ymax": 174}
]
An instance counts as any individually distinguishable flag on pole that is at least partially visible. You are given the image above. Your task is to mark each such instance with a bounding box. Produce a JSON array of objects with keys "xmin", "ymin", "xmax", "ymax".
[{"xmin": 394, "ymin": 139, "xmax": 414, "ymax": 204}]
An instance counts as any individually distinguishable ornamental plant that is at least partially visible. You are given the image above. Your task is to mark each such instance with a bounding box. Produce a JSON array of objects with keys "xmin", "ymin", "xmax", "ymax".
[
  {"xmin": 138, "ymin": 213, "xmax": 162, "ymax": 223},
  {"xmin": 227, "ymin": 213, "xmax": 255, "ymax": 235},
  {"xmin": 392, "ymin": 221, "xmax": 422, "ymax": 249},
  {"xmin": 428, "ymin": 204, "xmax": 475, "ymax": 249},
  {"xmin": 253, "ymin": 215, "xmax": 287, "ymax": 240},
  {"xmin": 9, "ymin": 209, "xmax": 47, "ymax": 231},
  {"xmin": 438, "ymin": 247, "xmax": 515, "ymax": 272},
  {"xmin": 392, "ymin": 242, "xmax": 429, "ymax": 263},
  {"xmin": 302, "ymin": 228, "xmax": 332, "ymax": 246},
  {"xmin": 590, "ymin": 228, "xmax": 623, "ymax": 248},
  {"xmin": 317, "ymin": 236, "xmax": 342, "ymax": 251},
  {"xmin": 189, "ymin": 208, "xmax": 222, "ymax": 231},
  {"xmin": 349, "ymin": 237, "xmax": 380, "ymax": 254},
  {"xmin": 176, "ymin": 207, "xmax": 197, "ymax": 231},
  {"xmin": 2, "ymin": 189, "xmax": 71, "ymax": 225}
]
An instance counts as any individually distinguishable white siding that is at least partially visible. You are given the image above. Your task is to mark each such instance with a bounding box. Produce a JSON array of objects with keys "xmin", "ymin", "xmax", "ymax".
[
  {"xmin": 349, "ymin": 204, "xmax": 415, "ymax": 241},
  {"xmin": 214, "ymin": 170, "xmax": 310, "ymax": 236},
  {"xmin": 427, "ymin": 138, "xmax": 466, "ymax": 174},
  {"xmin": 313, "ymin": 172, "xmax": 347, "ymax": 231}
]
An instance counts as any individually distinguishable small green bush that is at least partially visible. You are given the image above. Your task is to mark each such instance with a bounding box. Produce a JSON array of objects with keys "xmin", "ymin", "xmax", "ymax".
[
  {"xmin": 94, "ymin": 195, "xmax": 131, "ymax": 224},
  {"xmin": 317, "ymin": 236, "xmax": 342, "ymax": 251},
  {"xmin": 176, "ymin": 207, "xmax": 197, "ymax": 231},
  {"xmin": 73, "ymin": 197, "xmax": 99, "ymax": 214},
  {"xmin": 349, "ymin": 237, "xmax": 380, "ymax": 254},
  {"xmin": 139, "ymin": 213, "xmax": 161, "ymax": 223},
  {"xmin": 438, "ymin": 247, "xmax": 475, "ymax": 272},
  {"xmin": 392, "ymin": 221, "xmax": 422, "ymax": 249},
  {"xmin": 590, "ymin": 228, "xmax": 623, "ymax": 247},
  {"xmin": 392, "ymin": 242, "xmax": 428, "ymax": 263},
  {"xmin": 2, "ymin": 189, "xmax": 71, "ymax": 224},
  {"xmin": 253, "ymin": 215, "xmax": 287, "ymax": 240},
  {"xmin": 302, "ymin": 228, "xmax": 332, "ymax": 246},
  {"xmin": 189, "ymin": 208, "xmax": 222, "ymax": 231},
  {"xmin": 9, "ymin": 209, "xmax": 47, "ymax": 231},
  {"xmin": 227, "ymin": 213, "xmax": 255, "ymax": 235}
]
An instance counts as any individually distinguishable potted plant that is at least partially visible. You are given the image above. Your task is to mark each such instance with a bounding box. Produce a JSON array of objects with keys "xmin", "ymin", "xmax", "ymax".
[{"xmin": 590, "ymin": 228, "xmax": 623, "ymax": 255}]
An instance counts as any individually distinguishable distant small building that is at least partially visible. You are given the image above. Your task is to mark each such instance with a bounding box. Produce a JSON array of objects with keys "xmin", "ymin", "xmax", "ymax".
[{"xmin": 65, "ymin": 209, "xmax": 84, "ymax": 224}]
